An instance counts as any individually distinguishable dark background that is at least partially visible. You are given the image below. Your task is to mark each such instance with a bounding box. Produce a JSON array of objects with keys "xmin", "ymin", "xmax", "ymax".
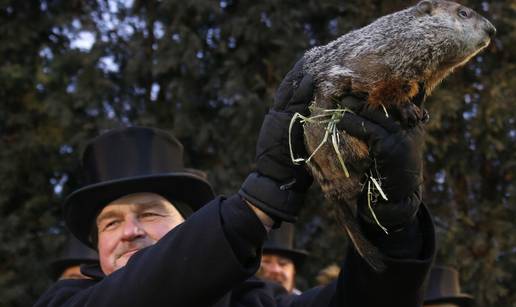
[{"xmin": 1, "ymin": 0, "xmax": 514, "ymax": 306}]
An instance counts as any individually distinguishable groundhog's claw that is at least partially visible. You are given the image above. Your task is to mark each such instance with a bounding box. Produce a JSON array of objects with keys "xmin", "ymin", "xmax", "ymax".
[
  {"xmin": 422, "ymin": 109, "xmax": 430, "ymax": 123},
  {"xmin": 399, "ymin": 103, "xmax": 422, "ymax": 128}
]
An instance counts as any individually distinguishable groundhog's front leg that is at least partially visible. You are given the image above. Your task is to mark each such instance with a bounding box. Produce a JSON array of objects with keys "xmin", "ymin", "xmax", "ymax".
[{"xmin": 337, "ymin": 95, "xmax": 425, "ymax": 127}]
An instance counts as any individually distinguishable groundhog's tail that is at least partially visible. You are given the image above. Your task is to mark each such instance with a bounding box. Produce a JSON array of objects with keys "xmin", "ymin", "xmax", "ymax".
[{"xmin": 332, "ymin": 200, "xmax": 386, "ymax": 272}]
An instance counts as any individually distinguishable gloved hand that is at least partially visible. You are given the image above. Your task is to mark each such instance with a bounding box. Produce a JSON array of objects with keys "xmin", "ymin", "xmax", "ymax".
[
  {"xmin": 239, "ymin": 59, "xmax": 314, "ymax": 223},
  {"xmin": 337, "ymin": 102, "xmax": 427, "ymax": 230}
]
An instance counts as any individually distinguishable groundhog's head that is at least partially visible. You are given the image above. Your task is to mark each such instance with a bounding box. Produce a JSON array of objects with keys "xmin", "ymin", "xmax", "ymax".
[
  {"xmin": 413, "ymin": 0, "xmax": 496, "ymax": 88},
  {"xmin": 303, "ymin": 0, "xmax": 496, "ymax": 105}
]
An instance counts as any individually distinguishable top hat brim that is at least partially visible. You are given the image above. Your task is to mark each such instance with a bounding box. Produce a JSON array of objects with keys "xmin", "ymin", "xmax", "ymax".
[
  {"xmin": 424, "ymin": 295, "xmax": 474, "ymax": 307},
  {"xmin": 262, "ymin": 247, "xmax": 309, "ymax": 268},
  {"xmin": 64, "ymin": 172, "xmax": 215, "ymax": 248}
]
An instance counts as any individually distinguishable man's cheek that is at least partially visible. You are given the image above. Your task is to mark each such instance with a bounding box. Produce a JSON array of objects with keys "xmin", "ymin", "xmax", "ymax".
[
  {"xmin": 115, "ymin": 254, "xmax": 129, "ymax": 268},
  {"xmin": 151, "ymin": 223, "xmax": 176, "ymax": 240},
  {"xmin": 102, "ymin": 241, "xmax": 118, "ymax": 267}
]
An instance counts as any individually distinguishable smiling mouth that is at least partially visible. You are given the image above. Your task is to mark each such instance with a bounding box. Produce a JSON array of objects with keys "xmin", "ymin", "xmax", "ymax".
[{"xmin": 121, "ymin": 249, "xmax": 139, "ymax": 258}]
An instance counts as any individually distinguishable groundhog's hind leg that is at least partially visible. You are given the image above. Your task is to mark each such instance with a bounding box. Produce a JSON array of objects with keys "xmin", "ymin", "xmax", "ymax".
[{"xmin": 332, "ymin": 199, "xmax": 386, "ymax": 272}]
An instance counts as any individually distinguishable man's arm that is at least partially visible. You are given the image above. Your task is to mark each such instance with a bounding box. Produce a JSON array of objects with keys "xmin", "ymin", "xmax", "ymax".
[
  {"xmin": 278, "ymin": 204, "xmax": 434, "ymax": 307},
  {"xmin": 36, "ymin": 195, "xmax": 268, "ymax": 307},
  {"xmin": 336, "ymin": 205, "xmax": 435, "ymax": 306},
  {"xmin": 284, "ymin": 97, "xmax": 435, "ymax": 306},
  {"xmin": 36, "ymin": 59, "xmax": 315, "ymax": 307},
  {"xmin": 329, "ymin": 98, "xmax": 434, "ymax": 305}
]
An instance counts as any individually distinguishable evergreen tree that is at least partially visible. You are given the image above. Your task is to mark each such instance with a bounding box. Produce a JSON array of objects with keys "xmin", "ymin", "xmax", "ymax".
[{"xmin": 0, "ymin": 1, "xmax": 514, "ymax": 306}]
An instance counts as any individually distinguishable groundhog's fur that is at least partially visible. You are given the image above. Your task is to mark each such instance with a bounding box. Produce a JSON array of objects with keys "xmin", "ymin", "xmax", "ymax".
[{"xmin": 300, "ymin": 0, "xmax": 495, "ymax": 271}]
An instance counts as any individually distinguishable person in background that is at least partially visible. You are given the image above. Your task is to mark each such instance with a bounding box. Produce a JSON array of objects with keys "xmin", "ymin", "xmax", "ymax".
[
  {"xmin": 256, "ymin": 222, "xmax": 308, "ymax": 294},
  {"xmin": 49, "ymin": 235, "xmax": 98, "ymax": 280},
  {"xmin": 424, "ymin": 265, "xmax": 474, "ymax": 307}
]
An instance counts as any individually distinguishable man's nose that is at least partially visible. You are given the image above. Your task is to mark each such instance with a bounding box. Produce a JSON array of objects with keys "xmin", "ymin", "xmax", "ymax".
[
  {"xmin": 121, "ymin": 217, "xmax": 145, "ymax": 240},
  {"xmin": 269, "ymin": 262, "xmax": 283, "ymax": 274}
]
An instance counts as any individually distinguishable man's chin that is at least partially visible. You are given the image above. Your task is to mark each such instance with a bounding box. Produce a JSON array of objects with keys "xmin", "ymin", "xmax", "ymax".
[
  {"xmin": 114, "ymin": 250, "xmax": 139, "ymax": 270},
  {"xmin": 273, "ymin": 279, "xmax": 289, "ymax": 291}
]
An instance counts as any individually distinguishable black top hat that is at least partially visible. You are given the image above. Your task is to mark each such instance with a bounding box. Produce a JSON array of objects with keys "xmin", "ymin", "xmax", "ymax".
[
  {"xmin": 424, "ymin": 266, "xmax": 474, "ymax": 307},
  {"xmin": 64, "ymin": 127, "xmax": 215, "ymax": 247},
  {"xmin": 262, "ymin": 223, "xmax": 308, "ymax": 268},
  {"xmin": 50, "ymin": 235, "xmax": 98, "ymax": 280}
]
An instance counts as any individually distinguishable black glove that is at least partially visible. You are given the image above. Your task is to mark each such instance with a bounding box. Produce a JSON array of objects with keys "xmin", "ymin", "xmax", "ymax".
[
  {"xmin": 239, "ymin": 59, "xmax": 314, "ymax": 223},
  {"xmin": 337, "ymin": 103, "xmax": 426, "ymax": 230}
]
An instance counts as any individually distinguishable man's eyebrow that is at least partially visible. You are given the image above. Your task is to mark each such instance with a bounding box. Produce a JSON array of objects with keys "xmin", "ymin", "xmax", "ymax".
[
  {"xmin": 96, "ymin": 199, "xmax": 170, "ymax": 224},
  {"xmin": 96, "ymin": 210, "xmax": 122, "ymax": 225},
  {"xmin": 134, "ymin": 200, "xmax": 169, "ymax": 212}
]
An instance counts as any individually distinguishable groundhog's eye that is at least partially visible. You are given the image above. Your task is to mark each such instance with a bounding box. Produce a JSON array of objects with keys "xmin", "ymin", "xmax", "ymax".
[{"xmin": 458, "ymin": 8, "xmax": 470, "ymax": 19}]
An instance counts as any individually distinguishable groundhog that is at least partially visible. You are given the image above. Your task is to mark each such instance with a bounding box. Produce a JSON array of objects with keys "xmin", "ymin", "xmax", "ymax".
[{"xmin": 297, "ymin": 0, "xmax": 495, "ymax": 271}]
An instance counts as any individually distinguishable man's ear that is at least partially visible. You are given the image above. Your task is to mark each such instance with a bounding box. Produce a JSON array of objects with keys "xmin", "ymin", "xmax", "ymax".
[{"xmin": 417, "ymin": 0, "xmax": 434, "ymax": 15}]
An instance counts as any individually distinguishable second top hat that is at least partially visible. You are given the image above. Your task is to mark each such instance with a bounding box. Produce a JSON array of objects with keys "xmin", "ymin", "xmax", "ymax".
[
  {"xmin": 262, "ymin": 223, "xmax": 308, "ymax": 268},
  {"xmin": 424, "ymin": 265, "xmax": 474, "ymax": 307}
]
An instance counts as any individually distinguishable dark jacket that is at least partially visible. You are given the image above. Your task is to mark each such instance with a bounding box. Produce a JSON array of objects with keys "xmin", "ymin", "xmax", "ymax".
[{"xmin": 35, "ymin": 195, "xmax": 435, "ymax": 307}]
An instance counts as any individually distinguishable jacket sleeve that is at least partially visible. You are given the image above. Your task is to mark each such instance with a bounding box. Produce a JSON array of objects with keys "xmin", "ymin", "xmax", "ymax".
[
  {"xmin": 35, "ymin": 195, "xmax": 267, "ymax": 307},
  {"xmin": 282, "ymin": 204, "xmax": 435, "ymax": 307},
  {"xmin": 335, "ymin": 204, "xmax": 435, "ymax": 307}
]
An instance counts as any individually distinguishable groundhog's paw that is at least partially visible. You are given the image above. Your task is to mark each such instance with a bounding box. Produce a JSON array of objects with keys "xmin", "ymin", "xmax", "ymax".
[
  {"xmin": 421, "ymin": 108, "xmax": 430, "ymax": 123},
  {"xmin": 336, "ymin": 94, "xmax": 366, "ymax": 113},
  {"xmin": 399, "ymin": 103, "xmax": 422, "ymax": 128}
]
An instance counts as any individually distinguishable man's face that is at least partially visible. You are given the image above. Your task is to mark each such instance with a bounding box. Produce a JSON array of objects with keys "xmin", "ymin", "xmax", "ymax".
[
  {"xmin": 96, "ymin": 192, "xmax": 185, "ymax": 275},
  {"xmin": 257, "ymin": 253, "xmax": 296, "ymax": 293},
  {"xmin": 59, "ymin": 265, "xmax": 88, "ymax": 280}
]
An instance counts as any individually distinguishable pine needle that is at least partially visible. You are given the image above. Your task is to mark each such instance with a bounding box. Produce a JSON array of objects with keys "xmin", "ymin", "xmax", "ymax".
[
  {"xmin": 380, "ymin": 103, "xmax": 389, "ymax": 118},
  {"xmin": 288, "ymin": 108, "xmax": 353, "ymax": 177},
  {"xmin": 370, "ymin": 176, "xmax": 388, "ymax": 201},
  {"xmin": 368, "ymin": 181, "xmax": 389, "ymax": 234},
  {"xmin": 288, "ymin": 104, "xmax": 389, "ymax": 234}
]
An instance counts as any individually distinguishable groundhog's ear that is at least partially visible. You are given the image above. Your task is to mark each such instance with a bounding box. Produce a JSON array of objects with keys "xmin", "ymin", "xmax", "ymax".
[{"xmin": 416, "ymin": 0, "xmax": 434, "ymax": 15}]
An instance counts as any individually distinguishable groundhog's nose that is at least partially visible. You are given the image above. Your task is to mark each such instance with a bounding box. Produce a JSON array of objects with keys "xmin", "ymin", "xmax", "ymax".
[{"xmin": 485, "ymin": 22, "xmax": 496, "ymax": 38}]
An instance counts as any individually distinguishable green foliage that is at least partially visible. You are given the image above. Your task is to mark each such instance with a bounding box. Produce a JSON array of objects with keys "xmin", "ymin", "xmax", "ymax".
[{"xmin": 0, "ymin": 0, "xmax": 514, "ymax": 306}]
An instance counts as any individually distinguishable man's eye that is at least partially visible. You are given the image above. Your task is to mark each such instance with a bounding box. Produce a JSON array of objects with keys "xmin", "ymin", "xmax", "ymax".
[
  {"xmin": 102, "ymin": 220, "xmax": 119, "ymax": 231},
  {"xmin": 278, "ymin": 259, "xmax": 290, "ymax": 266},
  {"xmin": 140, "ymin": 212, "xmax": 161, "ymax": 219}
]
